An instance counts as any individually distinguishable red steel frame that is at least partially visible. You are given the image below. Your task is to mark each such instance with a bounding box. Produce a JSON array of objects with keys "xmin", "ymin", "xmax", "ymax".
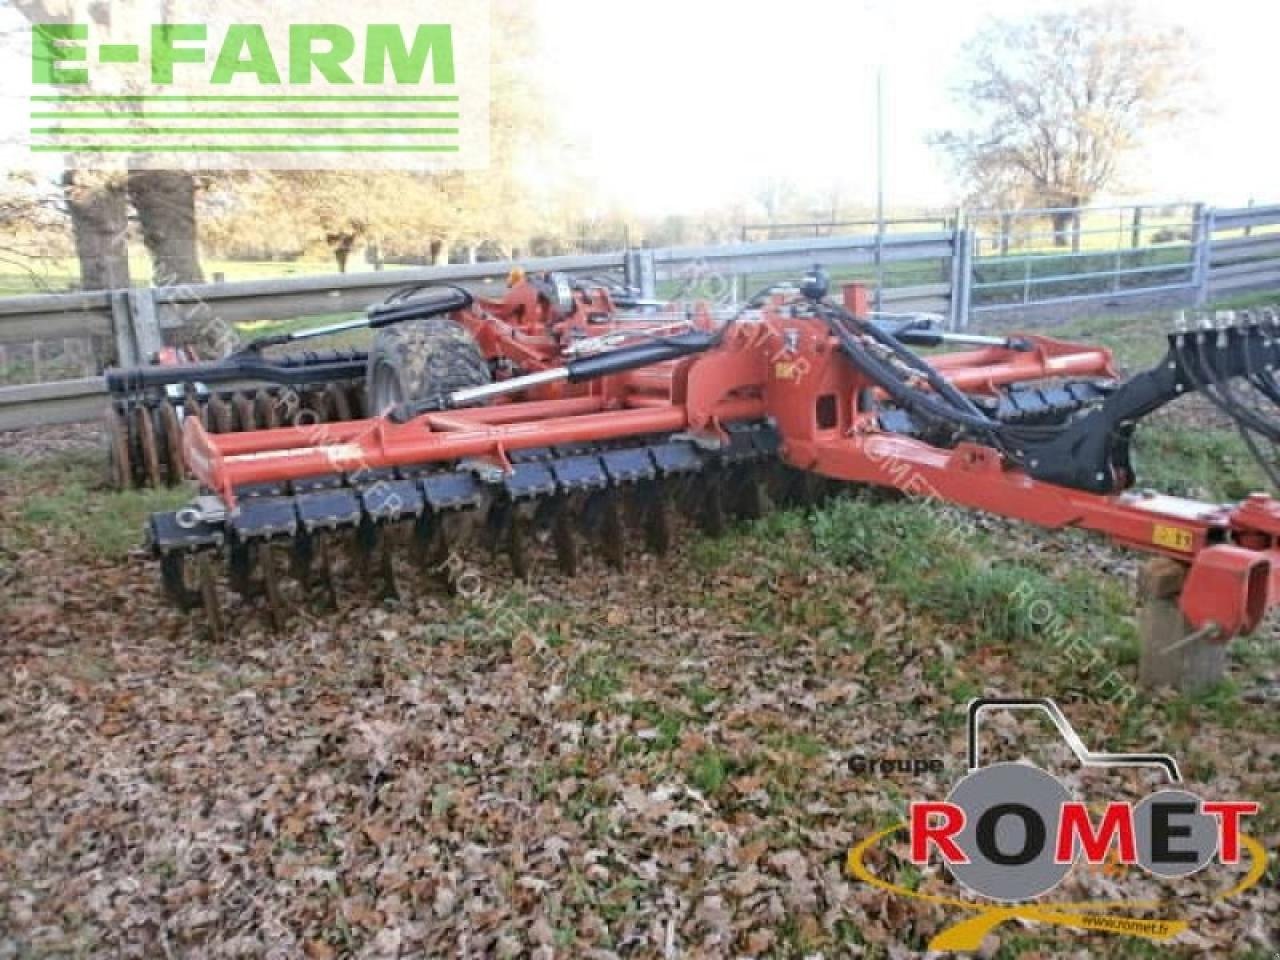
[{"xmin": 182, "ymin": 293, "xmax": 1280, "ymax": 642}]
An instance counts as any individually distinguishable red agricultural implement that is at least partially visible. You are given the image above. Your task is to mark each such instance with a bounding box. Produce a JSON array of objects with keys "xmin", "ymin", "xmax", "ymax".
[
  {"xmin": 103, "ymin": 271, "xmax": 660, "ymax": 489},
  {"xmin": 147, "ymin": 267, "xmax": 1280, "ymax": 646}
]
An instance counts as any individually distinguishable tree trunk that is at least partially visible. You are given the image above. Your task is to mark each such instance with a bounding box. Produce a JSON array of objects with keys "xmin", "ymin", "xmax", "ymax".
[
  {"xmin": 431, "ymin": 238, "xmax": 451, "ymax": 265},
  {"xmin": 127, "ymin": 170, "xmax": 204, "ymax": 286},
  {"xmin": 1051, "ymin": 211, "xmax": 1073, "ymax": 249},
  {"xmin": 63, "ymin": 171, "xmax": 131, "ymax": 291}
]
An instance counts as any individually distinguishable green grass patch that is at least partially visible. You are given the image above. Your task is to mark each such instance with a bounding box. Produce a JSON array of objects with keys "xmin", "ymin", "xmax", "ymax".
[
  {"xmin": 565, "ymin": 650, "xmax": 629, "ymax": 703},
  {"xmin": 686, "ymin": 748, "xmax": 734, "ymax": 796},
  {"xmin": 4, "ymin": 449, "xmax": 191, "ymax": 560},
  {"xmin": 1132, "ymin": 425, "xmax": 1267, "ymax": 501}
]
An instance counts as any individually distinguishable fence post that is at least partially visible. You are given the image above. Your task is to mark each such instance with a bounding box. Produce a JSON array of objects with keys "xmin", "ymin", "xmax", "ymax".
[
  {"xmin": 947, "ymin": 226, "xmax": 964, "ymax": 330},
  {"xmin": 951, "ymin": 228, "xmax": 974, "ymax": 331},
  {"xmin": 1192, "ymin": 204, "xmax": 1215, "ymax": 307},
  {"xmin": 127, "ymin": 287, "xmax": 165, "ymax": 364},
  {"xmin": 623, "ymin": 249, "xmax": 640, "ymax": 290},
  {"xmin": 110, "ymin": 289, "xmax": 137, "ymax": 367},
  {"xmin": 624, "ymin": 249, "xmax": 658, "ymax": 300}
]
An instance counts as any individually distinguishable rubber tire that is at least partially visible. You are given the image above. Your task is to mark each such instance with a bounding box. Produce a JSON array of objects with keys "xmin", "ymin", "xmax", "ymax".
[{"xmin": 366, "ymin": 315, "xmax": 490, "ymax": 414}]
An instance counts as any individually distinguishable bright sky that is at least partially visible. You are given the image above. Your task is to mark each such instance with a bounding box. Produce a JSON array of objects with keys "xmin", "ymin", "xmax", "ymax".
[{"xmin": 538, "ymin": 0, "xmax": 1279, "ymax": 216}]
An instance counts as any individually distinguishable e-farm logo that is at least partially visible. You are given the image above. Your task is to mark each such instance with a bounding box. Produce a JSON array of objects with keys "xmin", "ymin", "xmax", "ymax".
[
  {"xmin": 846, "ymin": 698, "xmax": 1267, "ymax": 952},
  {"xmin": 4, "ymin": 0, "xmax": 489, "ymax": 170}
]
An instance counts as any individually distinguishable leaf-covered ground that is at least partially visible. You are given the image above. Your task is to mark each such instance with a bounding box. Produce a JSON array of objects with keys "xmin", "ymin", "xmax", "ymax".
[
  {"xmin": 1, "ymin": 400, "xmax": 1277, "ymax": 958},
  {"xmin": 2, "ymin": 424, "xmax": 1276, "ymax": 959}
]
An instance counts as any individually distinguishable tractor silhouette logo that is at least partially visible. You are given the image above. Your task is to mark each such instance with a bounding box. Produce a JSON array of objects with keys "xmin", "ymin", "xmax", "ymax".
[{"xmin": 846, "ymin": 698, "xmax": 1267, "ymax": 952}]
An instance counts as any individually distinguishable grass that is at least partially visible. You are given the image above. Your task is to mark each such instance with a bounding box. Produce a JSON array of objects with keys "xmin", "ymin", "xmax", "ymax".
[
  {"xmin": 1133, "ymin": 425, "xmax": 1268, "ymax": 500},
  {"xmin": 972, "ymin": 243, "xmax": 1195, "ymax": 308},
  {"xmin": 1, "ymin": 449, "xmax": 191, "ymax": 561},
  {"xmin": 686, "ymin": 748, "xmax": 734, "ymax": 796},
  {"xmin": 3, "ymin": 376, "xmax": 1276, "ymax": 958},
  {"xmin": 0, "ymin": 250, "xmax": 420, "ymax": 296},
  {"xmin": 808, "ymin": 495, "xmax": 1136, "ymax": 654}
]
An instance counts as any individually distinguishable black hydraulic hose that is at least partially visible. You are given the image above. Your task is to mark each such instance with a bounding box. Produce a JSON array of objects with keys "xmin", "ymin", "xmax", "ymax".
[
  {"xmin": 565, "ymin": 332, "xmax": 719, "ymax": 381},
  {"xmin": 820, "ymin": 302, "xmax": 995, "ymax": 428},
  {"xmin": 822, "ymin": 308, "xmax": 1009, "ymax": 442},
  {"xmin": 105, "ymin": 351, "xmax": 368, "ymax": 393},
  {"xmin": 1192, "ymin": 335, "xmax": 1280, "ymax": 442},
  {"xmin": 1177, "ymin": 334, "xmax": 1280, "ymax": 490},
  {"xmin": 1202, "ymin": 334, "xmax": 1280, "ymax": 488},
  {"xmin": 367, "ymin": 285, "xmax": 474, "ymax": 329}
]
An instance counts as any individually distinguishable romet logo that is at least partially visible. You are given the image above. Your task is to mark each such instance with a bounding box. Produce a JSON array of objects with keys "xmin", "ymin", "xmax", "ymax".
[
  {"xmin": 0, "ymin": 0, "xmax": 490, "ymax": 171},
  {"xmin": 846, "ymin": 698, "xmax": 1267, "ymax": 952}
]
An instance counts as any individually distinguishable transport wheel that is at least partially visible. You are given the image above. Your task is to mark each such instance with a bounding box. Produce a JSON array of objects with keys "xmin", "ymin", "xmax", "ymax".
[{"xmin": 367, "ymin": 315, "xmax": 490, "ymax": 415}]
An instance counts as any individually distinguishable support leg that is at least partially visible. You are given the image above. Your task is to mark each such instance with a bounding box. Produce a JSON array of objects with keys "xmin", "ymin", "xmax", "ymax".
[{"xmin": 1138, "ymin": 558, "xmax": 1227, "ymax": 694}]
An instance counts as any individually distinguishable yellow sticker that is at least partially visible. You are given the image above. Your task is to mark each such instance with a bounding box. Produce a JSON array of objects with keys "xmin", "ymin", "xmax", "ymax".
[
  {"xmin": 774, "ymin": 361, "xmax": 800, "ymax": 381},
  {"xmin": 1152, "ymin": 524, "xmax": 1194, "ymax": 553}
]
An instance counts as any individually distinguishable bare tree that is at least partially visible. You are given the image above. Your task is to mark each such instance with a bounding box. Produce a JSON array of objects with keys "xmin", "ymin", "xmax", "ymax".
[
  {"xmin": 14, "ymin": 0, "xmax": 204, "ymax": 287},
  {"xmin": 128, "ymin": 171, "xmax": 204, "ymax": 285},
  {"xmin": 934, "ymin": 2, "xmax": 1198, "ymax": 246}
]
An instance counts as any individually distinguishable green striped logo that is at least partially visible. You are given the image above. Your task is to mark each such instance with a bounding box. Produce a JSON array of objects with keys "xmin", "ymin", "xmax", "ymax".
[{"xmin": 15, "ymin": 0, "xmax": 490, "ymax": 170}]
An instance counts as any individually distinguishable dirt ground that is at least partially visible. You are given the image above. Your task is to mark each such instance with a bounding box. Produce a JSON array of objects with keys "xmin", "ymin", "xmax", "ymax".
[{"xmin": 1, "ymin": 421, "xmax": 1277, "ymax": 959}]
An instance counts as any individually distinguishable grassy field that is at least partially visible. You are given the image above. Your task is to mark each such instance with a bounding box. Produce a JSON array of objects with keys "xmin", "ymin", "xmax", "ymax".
[
  {"xmin": 0, "ymin": 251, "xmax": 416, "ymax": 297},
  {"xmin": 1, "ymin": 410, "xmax": 1276, "ymax": 956},
  {"xmin": 1, "ymin": 287, "xmax": 1278, "ymax": 956}
]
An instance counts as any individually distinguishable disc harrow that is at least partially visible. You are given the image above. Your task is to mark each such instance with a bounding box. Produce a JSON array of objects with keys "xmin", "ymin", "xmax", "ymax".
[
  {"xmin": 105, "ymin": 350, "xmax": 369, "ymax": 490},
  {"xmin": 150, "ymin": 423, "xmax": 783, "ymax": 639},
  {"xmin": 145, "ymin": 272, "xmax": 1280, "ymax": 647},
  {"xmin": 103, "ymin": 270, "xmax": 658, "ymax": 490}
]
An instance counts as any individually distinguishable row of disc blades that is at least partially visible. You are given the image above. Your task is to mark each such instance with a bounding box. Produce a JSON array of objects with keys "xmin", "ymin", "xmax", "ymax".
[
  {"xmin": 106, "ymin": 383, "xmax": 367, "ymax": 490},
  {"xmin": 159, "ymin": 462, "xmax": 839, "ymax": 641}
]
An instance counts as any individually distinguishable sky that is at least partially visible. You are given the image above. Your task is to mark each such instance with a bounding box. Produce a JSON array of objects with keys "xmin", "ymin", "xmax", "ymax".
[{"xmin": 536, "ymin": 0, "xmax": 1279, "ymax": 217}]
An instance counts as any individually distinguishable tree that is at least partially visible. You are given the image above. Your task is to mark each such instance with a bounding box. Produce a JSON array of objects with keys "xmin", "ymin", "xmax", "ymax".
[
  {"xmin": 0, "ymin": 174, "xmax": 74, "ymax": 288},
  {"xmin": 13, "ymin": 0, "xmax": 205, "ymax": 287},
  {"xmin": 62, "ymin": 171, "xmax": 132, "ymax": 290},
  {"xmin": 128, "ymin": 171, "xmax": 204, "ymax": 285},
  {"xmin": 934, "ymin": 2, "xmax": 1198, "ymax": 246}
]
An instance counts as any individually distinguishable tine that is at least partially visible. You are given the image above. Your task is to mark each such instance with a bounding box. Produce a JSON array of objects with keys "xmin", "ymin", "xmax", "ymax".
[
  {"xmin": 347, "ymin": 383, "xmax": 367, "ymax": 420},
  {"xmin": 228, "ymin": 542, "xmax": 257, "ymax": 598},
  {"xmin": 699, "ymin": 475, "xmax": 727, "ymax": 537},
  {"xmin": 207, "ymin": 394, "xmax": 233, "ymax": 434},
  {"xmin": 134, "ymin": 405, "xmax": 163, "ymax": 489},
  {"xmin": 197, "ymin": 555, "xmax": 225, "ymax": 643},
  {"xmin": 552, "ymin": 498, "xmax": 579, "ymax": 576},
  {"xmin": 122, "ymin": 403, "xmax": 144, "ymax": 487},
  {"xmin": 232, "ymin": 392, "xmax": 256, "ymax": 432},
  {"xmin": 357, "ymin": 519, "xmax": 399, "ymax": 601},
  {"xmin": 290, "ymin": 531, "xmax": 313, "ymax": 582},
  {"xmin": 733, "ymin": 463, "xmax": 769, "ymax": 520},
  {"xmin": 783, "ymin": 468, "xmax": 827, "ymax": 509},
  {"xmin": 313, "ymin": 535, "xmax": 339, "ymax": 608},
  {"xmin": 641, "ymin": 480, "xmax": 672, "ymax": 555},
  {"xmin": 158, "ymin": 401, "xmax": 186, "ymax": 486},
  {"xmin": 104, "ymin": 405, "xmax": 133, "ymax": 491},
  {"xmin": 410, "ymin": 511, "xmax": 440, "ymax": 571},
  {"xmin": 600, "ymin": 488, "xmax": 626, "ymax": 570},
  {"xmin": 255, "ymin": 391, "xmax": 282, "ymax": 430},
  {"xmin": 160, "ymin": 553, "xmax": 199, "ymax": 611},
  {"xmin": 377, "ymin": 535, "xmax": 400, "ymax": 601},
  {"xmin": 183, "ymin": 384, "xmax": 202, "ymax": 423},
  {"xmin": 325, "ymin": 383, "xmax": 353, "ymax": 422},
  {"xmin": 507, "ymin": 507, "xmax": 530, "ymax": 580},
  {"xmin": 432, "ymin": 513, "xmax": 464, "ymax": 595},
  {"xmin": 259, "ymin": 544, "xmax": 288, "ymax": 633},
  {"xmin": 301, "ymin": 389, "xmax": 328, "ymax": 425}
]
